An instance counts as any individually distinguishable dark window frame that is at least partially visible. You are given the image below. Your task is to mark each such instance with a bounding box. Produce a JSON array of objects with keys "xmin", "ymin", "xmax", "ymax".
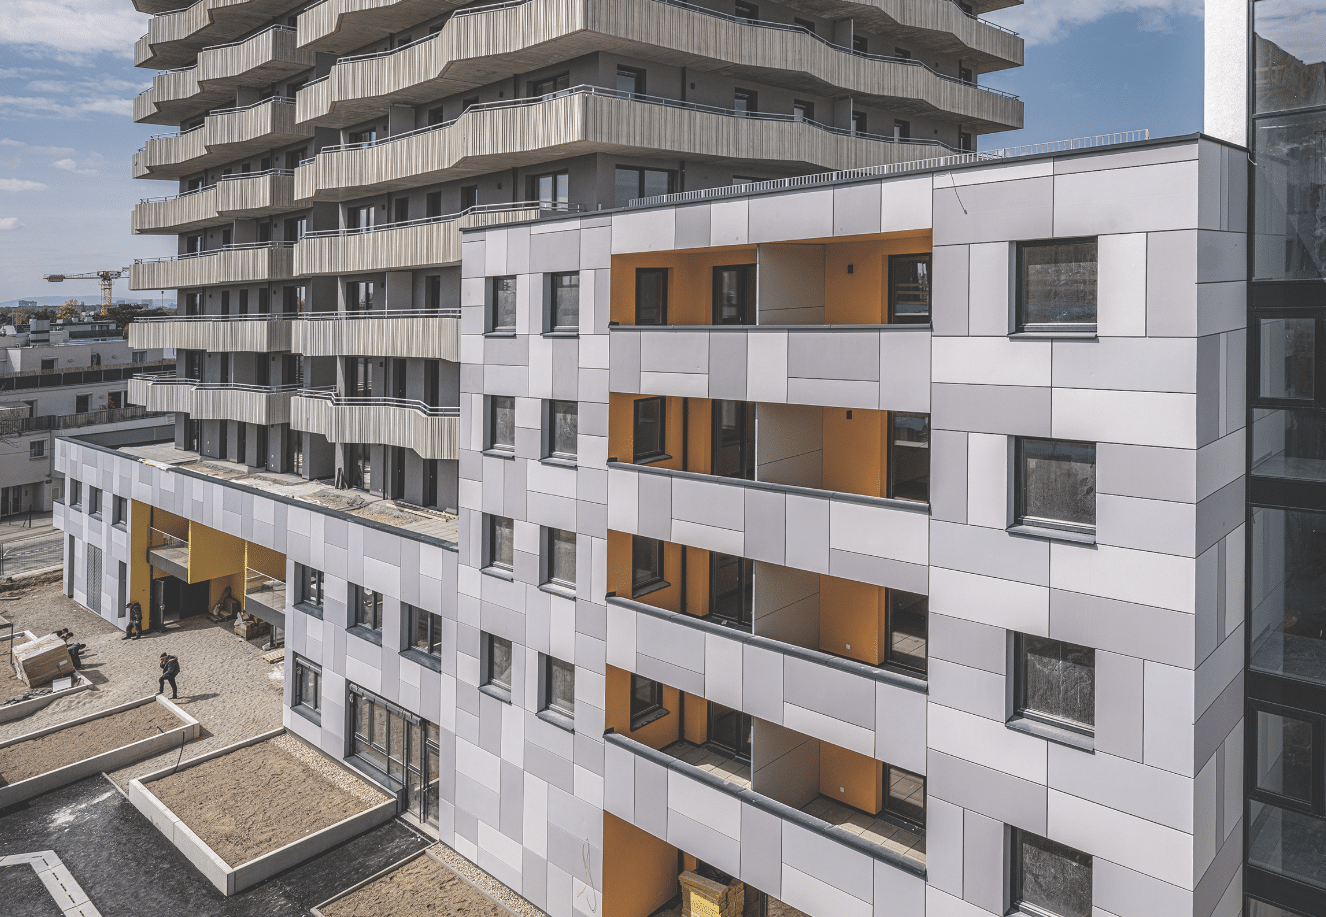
[
  {"xmin": 1247, "ymin": 698, "xmax": 1326, "ymax": 818},
  {"xmin": 1014, "ymin": 437, "xmax": 1097, "ymax": 535},
  {"xmin": 542, "ymin": 654, "xmax": 575, "ymax": 719},
  {"xmin": 630, "ymin": 674, "xmax": 667, "ymax": 729},
  {"xmin": 487, "ymin": 514, "xmax": 515, "ymax": 573},
  {"xmin": 484, "ymin": 633, "xmax": 514, "ymax": 694},
  {"xmin": 489, "ymin": 275, "xmax": 517, "ymax": 333},
  {"xmin": 888, "ymin": 253, "xmax": 932, "ymax": 324},
  {"xmin": 1251, "ymin": 310, "xmax": 1326, "ymax": 409},
  {"xmin": 404, "ymin": 604, "xmax": 443, "ymax": 658},
  {"xmin": 543, "ymin": 527, "xmax": 576, "ymax": 590},
  {"xmin": 632, "ymin": 396, "xmax": 668, "ymax": 463},
  {"xmin": 1016, "ymin": 237, "xmax": 1100, "ymax": 333},
  {"xmin": 1013, "ymin": 633, "xmax": 1096, "ymax": 736},
  {"xmin": 635, "ymin": 268, "xmax": 669, "ymax": 325},
  {"xmin": 298, "ymin": 564, "xmax": 324, "ymax": 608},
  {"xmin": 548, "ymin": 271, "xmax": 580, "ymax": 332},
  {"xmin": 712, "ymin": 264, "xmax": 755, "ymax": 325},
  {"xmin": 1011, "ymin": 829, "xmax": 1094, "ymax": 917},
  {"xmin": 294, "ymin": 656, "xmax": 321, "ymax": 713},
  {"xmin": 546, "ymin": 399, "xmax": 578, "ymax": 461},
  {"xmin": 887, "ymin": 412, "xmax": 931, "ymax": 503},
  {"xmin": 487, "ymin": 395, "xmax": 515, "ymax": 454},
  {"xmin": 351, "ymin": 584, "xmax": 383, "ymax": 632},
  {"xmin": 631, "ymin": 535, "xmax": 666, "ymax": 597},
  {"xmin": 885, "ymin": 589, "xmax": 928, "ymax": 677}
]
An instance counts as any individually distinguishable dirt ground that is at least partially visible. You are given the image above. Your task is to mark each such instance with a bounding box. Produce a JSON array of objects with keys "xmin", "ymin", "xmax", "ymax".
[
  {"xmin": 146, "ymin": 736, "xmax": 387, "ymax": 867},
  {"xmin": 322, "ymin": 852, "xmax": 512, "ymax": 917},
  {"xmin": 0, "ymin": 664, "xmax": 25, "ymax": 702},
  {"xmin": 0, "ymin": 578, "xmax": 284, "ymax": 786},
  {"xmin": 0, "ymin": 702, "xmax": 183, "ymax": 785}
]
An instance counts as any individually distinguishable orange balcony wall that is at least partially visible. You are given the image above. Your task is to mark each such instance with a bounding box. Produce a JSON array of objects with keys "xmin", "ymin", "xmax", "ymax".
[
  {"xmin": 603, "ymin": 813, "xmax": 679, "ymax": 917},
  {"xmin": 822, "ymin": 233, "xmax": 931, "ymax": 325},
  {"xmin": 822, "ymin": 406, "xmax": 889, "ymax": 498},
  {"xmin": 819, "ymin": 575, "xmax": 889, "ymax": 666},
  {"xmin": 610, "ymin": 247, "xmax": 755, "ymax": 326},
  {"xmin": 820, "ymin": 741, "xmax": 885, "ymax": 815}
]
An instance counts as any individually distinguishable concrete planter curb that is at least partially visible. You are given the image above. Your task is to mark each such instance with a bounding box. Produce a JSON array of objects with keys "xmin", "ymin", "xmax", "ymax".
[
  {"xmin": 128, "ymin": 727, "xmax": 396, "ymax": 896},
  {"xmin": 0, "ymin": 670, "xmax": 94, "ymax": 724},
  {"xmin": 310, "ymin": 847, "xmax": 526, "ymax": 917},
  {"xmin": 0, "ymin": 694, "xmax": 199, "ymax": 809}
]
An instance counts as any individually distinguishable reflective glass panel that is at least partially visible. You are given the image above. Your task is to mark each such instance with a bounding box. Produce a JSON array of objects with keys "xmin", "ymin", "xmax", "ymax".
[
  {"xmin": 490, "ymin": 396, "xmax": 515, "ymax": 450},
  {"xmin": 1254, "ymin": 110, "xmax": 1326, "ymax": 280},
  {"xmin": 1254, "ymin": 0, "xmax": 1326, "ymax": 113},
  {"xmin": 1018, "ymin": 635, "xmax": 1095, "ymax": 730},
  {"xmin": 1255, "ymin": 710, "xmax": 1314, "ymax": 801},
  {"xmin": 1259, "ymin": 317, "xmax": 1316, "ymax": 400},
  {"xmin": 1019, "ymin": 439, "xmax": 1096, "ymax": 529},
  {"xmin": 887, "ymin": 590, "xmax": 928, "ymax": 675},
  {"xmin": 1016, "ymin": 832, "xmax": 1093, "ymax": 917},
  {"xmin": 889, "ymin": 413, "xmax": 931, "ymax": 503},
  {"xmin": 492, "ymin": 276, "xmax": 517, "ymax": 330},
  {"xmin": 489, "ymin": 516, "xmax": 514, "ymax": 570},
  {"xmin": 1249, "ymin": 801, "xmax": 1326, "ymax": 889},
  {"xmin": 548, "ymin": 528, "xmax": 576, "ymax": 586},
  {"xmin": 1251, "ymin": 507, "xmax": 1326, "ymax": 686},
  {"xmin": 487, "ymin": 635, "xmax": 513, "ymax": 689},
  {"xmin": 552, "ymin": 272, "xmax": 579, "ymax": 329},
  {"xmin": 886, "ymin": 766, "xmax": 926, "ymax": 826},
  {"xmin": 1253, "ymin": 408, "xmax": 1326, "ymax": 481},
  {"xmin": 1018, "ymin": 240, "xmax": 1098, "ymax": 328}
]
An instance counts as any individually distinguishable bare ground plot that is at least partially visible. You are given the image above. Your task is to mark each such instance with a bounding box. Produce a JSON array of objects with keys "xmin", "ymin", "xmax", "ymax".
[
  {"xmin": 0, "ymin": 665, "xmax": 25, "ymax": 702},
  {"xmin": 0, "ymin": 580, "xmax": 284, "ymax": 786},
  {"xmin": 0, "ymin": 702, "xmax": 182, "ymax": 786},
  {"xmin": 145, "ymin": 734, "xmax": 388, "ymax": 867},
  {"xmin": 321, "ymin": 852, "xmax": 511, "ymax": 917}
]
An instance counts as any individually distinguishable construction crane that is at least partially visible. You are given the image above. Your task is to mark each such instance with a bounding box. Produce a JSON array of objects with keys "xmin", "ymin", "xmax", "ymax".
[{"xmin": 42, "ymin": 268, "xmax": 129, "ymax": 315}]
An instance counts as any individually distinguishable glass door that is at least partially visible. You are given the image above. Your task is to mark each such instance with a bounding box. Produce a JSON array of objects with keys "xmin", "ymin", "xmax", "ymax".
[{"xmin": 708, "ymin": 703, "xmax": 752, "ymax": 760}]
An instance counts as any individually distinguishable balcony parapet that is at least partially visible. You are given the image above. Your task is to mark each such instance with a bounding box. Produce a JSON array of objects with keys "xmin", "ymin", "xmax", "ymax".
[
  {"xmin": 135, "ymin": 25, "xmax": 315, "ymax": 125},
  {"xmin": 606, "ymin": 593, "xmax": 926, "ymax": 769},
  {"xmin": 129, "ymin": 242, "xmax": 295, "ymax": 290},
  {"xmin": 296, "ymin": 0, "xmax": 466, "ymax": 54},
  {"xmin": 295, "ymin": 309, "xmax": 459, "ymax": 360},
  {"xmin": 128, "ymin": 374, "xmax": 197, "ymax": 414},
  {"xmin": 133, "ymin": 170, "xmax": 297, "ymax": 234},
  {"xmin": 129, "ymin": 313, "xmax": 295, "ymax": 352},
  {"xmin": 606, "ymin": 460, "xmax": 930, "ymax": 593},
  {"xmin": 128, "ymin": 376, "xmax": 299, "ymax": 424},
  {"xmin": 136, "ymin": 0, "xmax": 300, "ymax": 69},
  {"xmin": 291, "ymin": 387, "xmax": 459, "ymax": 459},
  {"xmin": 294, "ymin": 85, "xmax": 963, "ymax": 201},
  {"xmin": 133, "ymin": 98, "xmax": 313, "ymax": 180}
]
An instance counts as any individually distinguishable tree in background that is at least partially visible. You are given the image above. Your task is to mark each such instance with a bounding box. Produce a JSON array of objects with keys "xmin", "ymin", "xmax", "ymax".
[
  {"xmin": 10, "ymin": 306, "xmax": 29, "ymax": 326},
  {"xmin": 106, "ymin": 302, "xmax": 170, "ymax": 338},
  {"xmin": 58, "ymin": 299, "xmax": 83, "ymax": 320}
]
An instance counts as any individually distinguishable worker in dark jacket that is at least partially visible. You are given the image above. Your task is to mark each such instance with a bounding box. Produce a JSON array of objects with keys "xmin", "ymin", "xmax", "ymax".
[
  {"xmin": 158, "ymin": 653, "xmax": 180, "ymax": 699},
  {"xmin": 123, "ymin": 602, "xmax": 143, "ymax": 640}
]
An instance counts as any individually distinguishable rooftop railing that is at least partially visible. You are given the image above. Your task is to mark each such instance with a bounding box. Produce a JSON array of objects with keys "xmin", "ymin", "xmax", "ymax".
[
  {"xmin": 297, "ymin": 386, "xmax": 460, "ymax": 417},
  {"xmin": 134, "ymin": 241, "xmax": 295, "ymax": 264},
  {"xmin": 300, "ymin": 200, "xmax": 583, "ymax": 238}
]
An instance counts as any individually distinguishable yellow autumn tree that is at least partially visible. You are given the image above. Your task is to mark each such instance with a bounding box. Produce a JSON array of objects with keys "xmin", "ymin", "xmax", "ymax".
[{"xmin": 58, "ymin": 299, "xmax": 83, "ymax": 320}]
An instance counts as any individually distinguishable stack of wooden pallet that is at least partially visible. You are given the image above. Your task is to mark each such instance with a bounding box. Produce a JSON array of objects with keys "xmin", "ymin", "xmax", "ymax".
[{"xmin": 680, "ymin": 871, "xmax": 745, "ymax": 917}]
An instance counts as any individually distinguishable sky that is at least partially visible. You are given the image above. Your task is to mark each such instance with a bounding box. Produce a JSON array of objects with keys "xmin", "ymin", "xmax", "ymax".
[{"xmin": 0, "ymin": 0, "xmax": 1207, "ymax": 300}]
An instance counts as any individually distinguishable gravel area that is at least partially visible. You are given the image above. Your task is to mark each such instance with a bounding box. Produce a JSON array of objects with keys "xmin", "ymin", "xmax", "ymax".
[
  {"xmin": 321, "ymin": 852, "xmax": 510, "ymax": 917},
  {"xmin": 146, "ymin": 736, "xmax": 389, "ymax": 867},
  {"xmin": 272, "ymin": 733, "xmax": 384, "ymax": 807},
  {"xmin": 0, "ymin": 579, "xmax": 284, "ymax": 786},
  {"xmin": 0, "ymin": 702, "xmax": 184, "ymax": 785},
  {"xmin": 0, "ymin": 863, "xmax": 65, "ymax": 917},
  {"xmin": 429, "ymin": 844, "xmax": 549, "ymax": 917}
]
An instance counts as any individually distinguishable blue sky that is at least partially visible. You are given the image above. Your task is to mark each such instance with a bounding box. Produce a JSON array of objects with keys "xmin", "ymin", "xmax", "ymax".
[{"xmin": 0, "ymin": 0, "xmax": 1206, "ymax": 300}]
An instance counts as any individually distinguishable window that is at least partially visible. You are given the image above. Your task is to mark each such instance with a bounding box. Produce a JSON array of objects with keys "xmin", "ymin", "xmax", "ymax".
[
  {"xmin": 735, "ymin": 1, "xmax": 758, "ymax": 21},
  {"xmin": 346, "ymin": 280, "xmax": 374, "ymax": 311},
  {"xmin": 1012, "ymin": 831, "xmax": 1093, "ymax": 917},
  {"xmin": 487, "ymin": 395, "xmax": 515, "ymax": 453},
  {"xmin": 959, "ymin": 131, "xmax": 973, "ymax": 152},
  {"xmin": 348, "ymin": 686, "xmax": 440, "ymax": 826},
  {"xmin": 487, "ymin": 515, "xmax": 514, "ymax": 572},
  {"xmin": 1247, "ymin": 700, "xmax": 1326, "ymax": 892},
  {"xmin": 549, "ymin": 272, "xmax": 579, "ymax": 331},
  {"xmin": 547, "ymin": 399, "xmax": 577, "ymax": 460},
  {"xmin": 887, "ymin": 413, "xmax": 930, "ymax": 503},
  {"xmin": 1254, "ymin": 708, "xmax": 1314, "ymax": 803},
  {"xmin": 1017, "ymin": 239, "xmax": 1098, "ymax": 332},
  {"xmin": 1254, "ymin": 110, "xmax": 1326, "ymax": 280},
  {"xmin": 1251, "ymin": 507, "xmax": 1326, "ymax": 686},
  {"xmin": 1254, "ymin": 5, "xmax": 1326, "ymax": 115},
  {"xmin": 530, "ymin": 72, "xmax": 570, "ymax": 96},
  {"xmin": 112, "ymin": 496, "xmax": 127, "ymax": 525},
  {"xmin": 632, "ymin": 397, "xmax": 667, "ymax": 463},
  {"xmin": 793, "ymin": 17, "xmax": 815, "ymax": 33},
  {"xmin": 615, "ymin": 167, "xmax": 673, "ymax": 207},
  {"xmin": 40, "ymin": 359, "xmax": 56, "ymax": 372},
  {"xmin": 427, "ymin": 105, "xmax": 446, "ymax": 126},
  {"xmin": 884, "ymin": 765, "xmax": 925, "ymax": 827},
  {"xmin": 959, "ymin": 65, "xmax": 974, "ymax": 84},
  {"xmin": 892, "ymin": 118, "xmax": 909, "ymax": 138},
  {"xmin": 393, "ymin": 197, "xmax": 409, "ymax": 223},
  {"xmin": 734, "ymin": 88, "xmax": 757, "ymax": 116},
  {"xmin": 298, "ymin": 564, "xmax": 324, "ymax": 607},
  {"xmin": 220, "ymin": 291, "xmax": 231, "ymax": 315},
  {"xmin": 886, "ymin": 590, "xmax": 927, "ymax": 676},
  {"xmin": 889, "ymin": 254, "xmax": 931, "ymax": 324},
  {"xmin": 69, "ymin": 480, "xmax": 81, "ymax": 507},
  {"xmin": 541, "ymin": 654, "xmax": 575, "ymax": 719},
  {"xmin": 544, "ymin": 527, "xmax": 576, "ymax": 589},
  {"xmin": 1015, "ymin": 438, "xmax": 1096, "ymax": 534},
  {"xmin": 132, "ymin": 351, "xmax": 146, "ymax": 364},
  {"xmin": 294, "ymin": 657, "xmax": 321, "ymax": 713},
  {"xmin": 792, "ymin": 99, "xmax": 815, "ymax": 122},
  {"xmin": 616, "ymin": 67, "xmax": 644, "ymax": 95},
  {"xmin": 75, "ymin": 394, "xmax": 90, "ymax": 413},
  {"xmin": 90, "ymin": 352, "xmax": 101, "ymax": 366},
  {"xmin": 1015, "ymin": 634, "xmax": 1095, "ymax": 734},
  {"xmin": 489, "ymin": 275, "xmax": 516, "ymax": 332},
  {"xmin": 712, "ymin": 400, "xmax": 754, "ymax": 480},
  {"xmin": 1256, "ymin": 315, "xmax": 1318, "ymax": 402},
  {"xmin": 352, "ymin": 584, "xmax": 383, "ymax": 632},
  {"xmin": 709, "ymin": 553, "xmax": 752, "ymax": 629},
  {"xmin": 29, "ymin": 440, "xmax": 44, "ymax": 459},
  {"xmin": 405, "ymin": 604, "xmax": 442, "ymax": 658},
  {"xmin": 460, "ymin": 185, "xmax": 478, "ymax": 210},
  {"xmin": 529, "ymin": 170, "xmax": 569, "ymax": 207},
  {"xmin": 708, "ymin": 703, "xmax": 752, "ymax": 759},
  {"xmin": 631, "ymin": 535, "xmax": 666, "ymax": 596},
  {"xmin": 347, "ymin": 203, "xmax": 374, "ymax": 230},
  {"xmin": 630, "ymin": 675, "xmax": 666, "ymax": 729},
  {"xmin": 853, "ymin": 111, "xmax": 868, "ymax": 134},
  {"xmin": 853, "ymin": 34, "xmax": 868, "ymax": 53},
  {"xmin": 484, "ymin": 633, "xmax": 513, "ymax": 693},
  {"xmin": 287, "ymin": 429, "xmax": 304, "ymax": 476},
  {"xmin": 635, "ymin": 268, "xmax": 668, "ymax": 325},
  {"xmin": 894, "ymin": 46, "xmax": 909, "ymax": 59},
  {"xmin": 712, "ymin": 265, "xmax": 754, "ymax": 325},
  {"xmin": 88, "ymin": 487, "xmax": 101, "ymax": 516}
]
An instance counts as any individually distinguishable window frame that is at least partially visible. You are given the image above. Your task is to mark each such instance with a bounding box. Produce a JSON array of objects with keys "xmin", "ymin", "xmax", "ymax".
[
  {"xmin": 541, "ymin": 653, "xmax": 575, "ymax": 721},
  {"xmin": 634, "ymin": 268, "xmax": 669, "ymax": 325},
  {"xmin": 888, "ymin": 253, "xmax": 932, "ymax": 324},
  {"xmin": 111, "ymin": 495, "xmax": 127, "ymax": 526},
  {"xmin": 546, "ymin": 271, "xmax": 580, "ymax": 333},
  {"xmin": 488, "ymin": 275, "xmax": 517, "ymax": 333},
  {"xmin": 632, "ymin": 396, "xmax": 668, "ymax": 464},
  {"xmin": 1010, "ymin": 829, "xmax": 1094, "ymax": 917},
  {"xmin": 615, "ymin": 66, "xmax": 646, "ymax": 96},
  {"xmin": 88, "ymin": 487, "xmax": 102, "ymax": 517},
  {"xmin": 486, "ymin": 514, "xmax": 515, "ymax": 574},
  {"xmin": 486, "ymin": 395, "xmax": 516, "ymax": 455},
  {"xmin": 884, "ymin": 589, "xmax": 928, "ymax": 677},
  {"xmin": 29, "ymin": 439, "xmax": 45, "ymax": 459},
  {"xmin": 297, "ymin": 564, "xmax": 324, "ymax": 609},
  {"xmin": 1015, "ymin": 237, "xmax": 1100, "ymax": 334},
  {"xmin": 886, "ymin": 412, "xmax": 931, "ymax": 504},
  {"xmin": 68, "ymin": 480, "xmax": 81, "ymax": 507},
  {"xmin": 545, "ymin": 399, "xmax": 578, "ymax": 462},
  {"xmin": 483, "ymin": 632, "xmax": 514, "ymax": 697},
  {"xmin": 631, "ymin": 535, "xmax": 667, "ymax": 597},
  {"xmin": 293, "ymin": 656, "xmax": 321, "ymax": 714},
  {"xmin": 1013, "ymin": 633, "xmax": 1096, "ymax": 738},
  {"xmin": 1251, "ymin": 310, "xmax": 1326, "ymax": 409},
  {"xmin": 543, "ymin": 527, "xmax": 576, "ymax": 591},
  {"xmin": 1247, "ymin": 699, "xmax": 1326, "ymax": 819},
  {"xmin": 630, "ymin": 674, "xmax": 668, "ymax": 730},
  {"xmin": 351, "ymin": 583, "xmax": 383, "ymax": 633},
  {"xmin": 1014, "ymin": 437, "xmax": 1097, "ymax": 536},
  {"xmin": 404, "ymin": 604, "xmax": 443, "ymax": 659}
]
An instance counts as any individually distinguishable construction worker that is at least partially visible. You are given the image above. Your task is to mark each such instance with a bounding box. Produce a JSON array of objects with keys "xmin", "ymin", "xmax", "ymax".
[
  {"xmin": 122, "ymin": 601, "xmax": 143, "ymax": 640},
  {"xmin": 158, "ymin": 653, "xmax": 180, "ymax": 699}
]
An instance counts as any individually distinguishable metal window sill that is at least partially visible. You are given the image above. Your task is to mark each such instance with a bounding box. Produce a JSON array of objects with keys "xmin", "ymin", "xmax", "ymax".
[
  {"xmin": 292, "ymin": 703, "xmax": 322, "ymax": 726},
  {"xmin": 540, "ymin": 456, "xmax": 578, "ymax": 469},
  {"xmin": 347, "ymin": 624, "xmax": 383, "ymax": 646},
  {"xmin": 631, "ymin": 580, "xmax": 671, "ymax": 599},
  {"xmin": 400, "ymin": 647, "xmax": 442, "ymax": 672},
  {"xmin": 480, "ymin": 683, "xmax": 512, "ymax": 704},
  {"xmin": 1006, "ymin": 715, "xmax": 1094, "ymax": 752},
  {"xmin": 539, "ymin": 582, "xmax": 577, "ymax": 600},
  {"xmin": 630, "ymin": 707, "xmax": 671, "ymax": 731},
  {"xmin": 481, "ymin": 566, "xmax": 514, "ymax": 582},
  {"xmin": 633, "ymin": 453, "xmax": 673, "ymax": 466},
  {"xmin": 541, "ymin": 330, "xmax": 579, "ymax": 338},
  {"xmin": 484, "ymin": 331, "xmax": 517, "ymax": 338},
  {"xmin": 481, "ymin": 448, "xmax": 516, "ymax": 461},
  {"xmin": 1008, "ymin": 331, "xmax": 1097, "ymax": 340},
  {"xmin": 537, "ymin": 708, "xmax": 575, "ymax": 733},
  {"xmin": 1006, "ymin": 523, "xmax": 1096, "ymax": 545},
  {"xmin": 295, "ymin": 601, "xmax": 324, "ymax": 620}
]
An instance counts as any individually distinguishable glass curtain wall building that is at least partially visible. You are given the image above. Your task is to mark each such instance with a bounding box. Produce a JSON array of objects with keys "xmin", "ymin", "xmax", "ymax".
[{"xmin": 1246, "ymin": 2, "xmax": 1326, "ymax": 915}]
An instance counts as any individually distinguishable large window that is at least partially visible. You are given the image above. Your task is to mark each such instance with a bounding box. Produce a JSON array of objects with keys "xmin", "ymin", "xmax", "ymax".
[
  {"xmin": 349, "ymin": 686, "xmax": 440, "ymax": 828},
  {"xmin": 541, "ymin": 654, "xmax": 575, "ymax": 720},
  {"xmin": 489, "ymin": 276, "xmax": 517, "ymax": 332},
  {"xmin": 405, "ymin": 604, "xmax": 442, "ymax": 658},
  {"xmin": 630, "ymin": 674, "xmax": 666, "ymax": 729},
  {"xmin": 633, "ymin": 397, "xmax": 667, "ymax": 463},
  {"xmin": 887, "ymin": 413, "xmax": 930, "ymax": 503},
  {"xmin": 351, "ymin": 585, "xmax": 383, "ymax": 632},
  {"xmin": 1012, "ymin": 830, "xmax": 1093, "ymax": 917},
  {"xmin": 712, "ymin": 400, "xmax": 755, "ymax": 480},
  {"xmin": 1254, "ymin": 110, "xmax": 1326, "ymax": 280},
  {"xmin": 708, "ymin": 703, "xmax": 751, "ymax": 759},
  {"xmin": 1016, "ymin": 239, "xmax": 1098, "ymax": 332},
  {"xmin": 1015, "ymin": 635, "xmax": 1095, "ymax": 735},
  {"xmin": 1016, "ymin": 438, "xmax": 1096, "ymax": 534},
  {"xmin": 1249, "ymin": 701, "xmax": 1326, "ymax": 891},
  {"xmin": 546, "ymin": 399, "xmax": 577, "ymax": 460},
  {"xmin": 631, "ymin": 535, "xmax": 666, "ymax": 596},
  {"xmin": 528, "ymin": 170, "xmax": 568, "ymax": 206},
  {"xmin": 297, "ymin": 564, "xmax": 324, "ymax": 609},
  {"xmin": 1257, "ymin": 315, "xmax": 1318, "ymax": 402},
  {"xmin": 294, "ymin": 657, "xmax": 320, "ymax": 714},
  {"xmin": 635, "ymin": 268, "xmax": 668, "ymax": 325},
  {"xmin": 1251, "ymin": 506, "xmax": 1326, "ymax": 687},
  {"xmin": 615, "ymin": 167, "xmax": 673, "ymax": 207},
  {"xmin": 544, "ymin": 527, "xmax": 576, "ymax": 590},
  {"xmin": 487, "ymin": 515, "xmax": 514, "ymax": 573},
  {"xmin": 1253, "ymin": 2, "xmax": 1326, "ymax": 114},
  {"xmin": 488, "ymin": 395, "xmax": 515, "ymax": 454},
  {"xmin": 712, "ymin": 265, "xmax": 754, "ymax": 325},
  {"xmin": 709, "ymin": 553, "xmax": 752, "ymax": 629},
  {"xmin": 886, "ymin": 590, "xmax": 928, "ymax": 676},
  {"xmin": 529, "ymin": 72, "xmax": 569, "ymax": 96},
  {"xmin": 889, "ymin": 254, "xmax": 931, "ymax": 324},
  {"xmin": 549, "ymin": 272, "xmax": 579, "ymax": 331},
  {"xmin": 884, "ymin": 765, "xmax": 926, "ymax": 827}
]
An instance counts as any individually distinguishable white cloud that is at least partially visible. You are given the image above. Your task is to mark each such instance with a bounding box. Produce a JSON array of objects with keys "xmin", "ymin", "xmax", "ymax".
[
  {"xmin": 0, "ymin": 1, "xmax": 149, "ymax": 57},
  {"xmin": 987, "ymin": 0, "xmax": 1203, "ymax": 46},
  {"xmin": 51, "ymin": 153, "xmax": 100, "ymax": 174},
  {"xmin": 0, "ymin": 92, "xmax": 135, "ymax": 119},
  {"xmin": 0, "ymin": 178, "xmax": 47, "ymax": 191},
  {"xmin": 0, "ymin": 218, "xmax": 23, "ymax": 230}
]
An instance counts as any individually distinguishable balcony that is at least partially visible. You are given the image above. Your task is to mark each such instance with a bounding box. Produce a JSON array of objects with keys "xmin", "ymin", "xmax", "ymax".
[
  {"xmin": 135, "ymin": 0, "xmax": 303, "ymax": 70},
  {"xmin": 193, "ymin": 382, "xmax": 299, "ymax": 425},
  {"xmin": 133, "ymin": 99, "xmax": 313, "ymax": 180},
  {"xmin": 133, "ymin": 170, "xmax": 297, "ymax": 234},
  {"xmin": 296, "ymin": 0, "xmax": 466, "ymax": 54},
  {"xmin": 296, "ymin": 0, "xmax": 1019, "ymax": 132},
  {"xmin": 135, "ymin": 26, "xmax": 316, "ymax": 125},
  {"xmin": 291, "ymin": 388, "xmax": 459, "ymax": 459},
  {"xmin": 129, "ymin": 242, "xmax": 295, "ymax": 290},
  {"xmin": 603, "ymin": 732, "xmax": 925, "ymax": 917},
  {"xmin": 148, "ymin": 527, "xmax": 191, "ymax": 579},
  {"xmin": 244, "ymin": 567, "xmax": 286, "ymax": 628},
  {"xmin": 294, "ymin": 85, "xmax": 961, "ymax": 201},
  {"xmin": 129, "ymin": 313, "xmax": 295, "ymax": 352},
  {"xmin": 128, "ymin": 374, "xmax": 197, "ymax": 414},
  {"xmin": 295, "ymin": 309, "xmax": 459, "ymax": 360}
]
